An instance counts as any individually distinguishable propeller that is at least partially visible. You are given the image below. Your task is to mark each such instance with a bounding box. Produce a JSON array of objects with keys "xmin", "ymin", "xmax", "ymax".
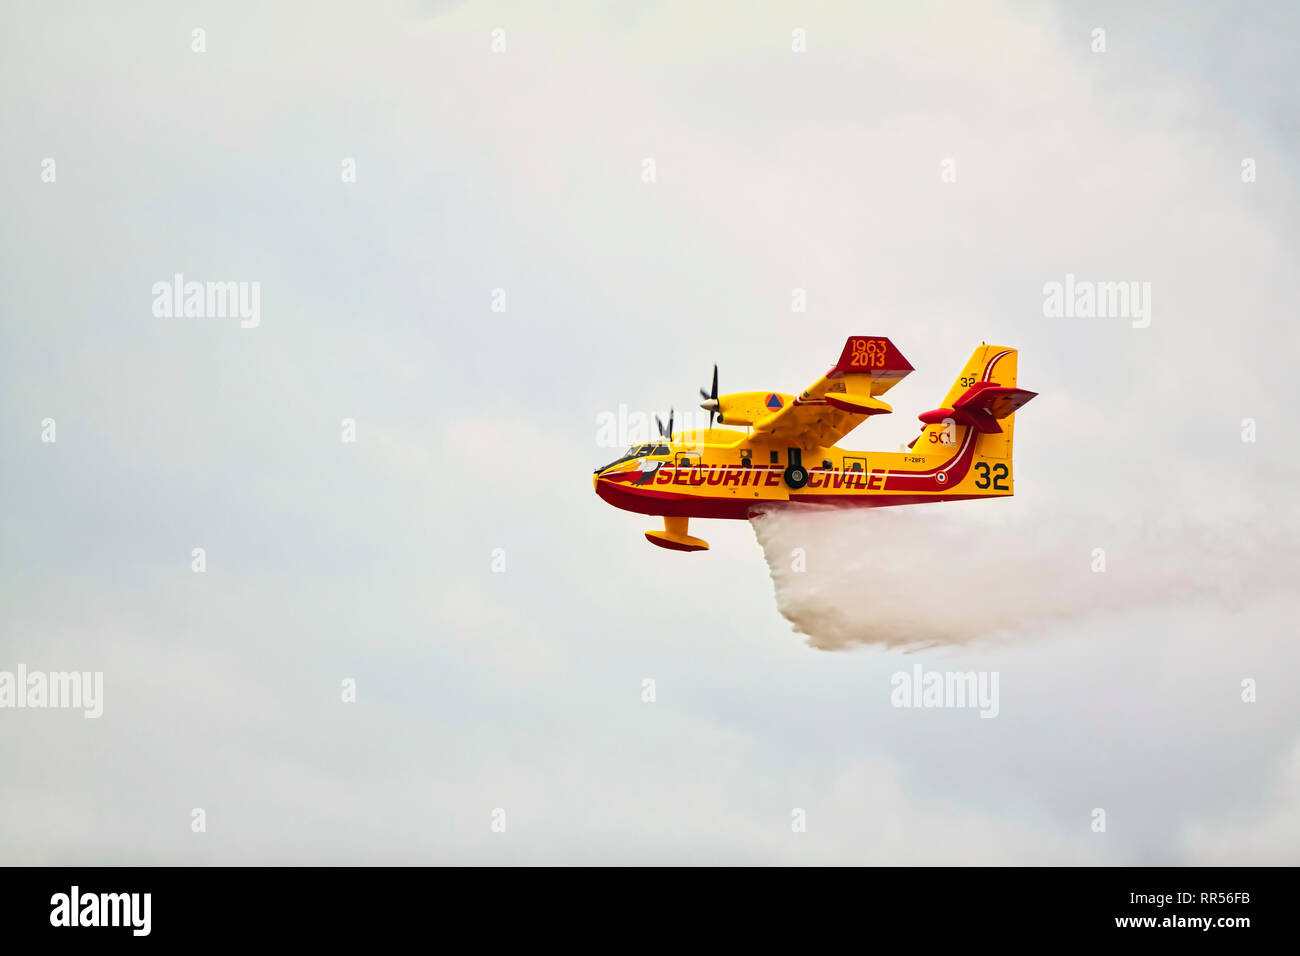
[
  {"xmin": 698, "ymin": 363, "xmax": 719, "ymax": 428},
  {"xmin": 655, "ymin": 408, "xmax": 674, "ymax": 439}
]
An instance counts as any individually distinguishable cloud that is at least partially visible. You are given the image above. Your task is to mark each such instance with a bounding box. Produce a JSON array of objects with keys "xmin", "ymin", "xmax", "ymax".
[
  {"xmin": 752, "ymin": 503, "xmax": 1294, "ymax": 651},
  {"xmin": 1182, "ymin": 736, "xmax": 1300, "ymax": 865}
]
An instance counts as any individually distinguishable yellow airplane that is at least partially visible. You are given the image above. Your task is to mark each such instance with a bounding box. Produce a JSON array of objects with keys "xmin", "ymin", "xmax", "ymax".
[{"xmin": 593, "ymin": 337, "xmax": 1035, "ymax": 551}]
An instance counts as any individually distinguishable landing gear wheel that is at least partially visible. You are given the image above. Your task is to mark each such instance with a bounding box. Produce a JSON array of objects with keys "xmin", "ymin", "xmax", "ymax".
[{"xmin": 783, "ymin": 465, "xmax": 808, "ymax": 489}]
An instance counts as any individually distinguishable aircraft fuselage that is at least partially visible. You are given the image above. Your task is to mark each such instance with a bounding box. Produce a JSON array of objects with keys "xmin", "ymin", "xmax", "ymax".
[{"xmin": 593, "ymin": 424, "xmax": 1011, "ymax": 520}]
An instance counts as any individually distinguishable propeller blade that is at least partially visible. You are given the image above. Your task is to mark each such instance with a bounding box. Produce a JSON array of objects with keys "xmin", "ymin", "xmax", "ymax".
[
  {"xmin": 655, "ymin": 414, "xmax": 667, "ymax": 438},
  {"xmin": 668, "ymin": 408, "xmax": 674, "ymax": 438},
  {"xmin": 699, "ymin": 364, "xmax": 720, "ymax": 428},
  {"xmin": 710, "ymin": 365, "xmax": 719, "ymax": 428}
]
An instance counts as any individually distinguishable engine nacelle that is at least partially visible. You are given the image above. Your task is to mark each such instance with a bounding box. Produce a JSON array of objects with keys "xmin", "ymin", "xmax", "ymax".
[{"xmin": 700, "ymin": 391, "xmax": 795, "ymax": 426}]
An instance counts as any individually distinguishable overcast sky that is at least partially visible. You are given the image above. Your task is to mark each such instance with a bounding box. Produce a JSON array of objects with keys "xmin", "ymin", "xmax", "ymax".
[{"xmin": 1, "ymin": 0, "xmax": 1297, "ymax": 864}]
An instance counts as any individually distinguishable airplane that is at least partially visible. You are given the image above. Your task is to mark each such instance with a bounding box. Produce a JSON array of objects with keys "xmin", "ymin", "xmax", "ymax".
[{"xmin": 593, "ymin": 337, "xmax": 1036, "ymax": 551}]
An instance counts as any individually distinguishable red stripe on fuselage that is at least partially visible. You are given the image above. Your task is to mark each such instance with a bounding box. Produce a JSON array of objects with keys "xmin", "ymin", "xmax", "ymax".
[{"xmin": 595, "ymin": 477, "xmax": 756, "ymax": 519}]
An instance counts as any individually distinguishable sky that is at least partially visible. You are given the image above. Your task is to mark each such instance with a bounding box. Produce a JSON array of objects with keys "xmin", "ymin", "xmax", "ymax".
[{"xmin": 1, "ymin": 0, "xmax": 1297, "ymax": 864}]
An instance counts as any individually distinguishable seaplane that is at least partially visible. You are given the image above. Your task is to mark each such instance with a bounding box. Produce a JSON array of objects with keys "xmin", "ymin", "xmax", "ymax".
[{"xmin": 593, "ymin": 337, "xmax": 1035, "ymax": 551}]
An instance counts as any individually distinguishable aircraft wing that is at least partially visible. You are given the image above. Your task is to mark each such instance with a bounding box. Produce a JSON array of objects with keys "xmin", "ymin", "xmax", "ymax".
[{"xmin": 747, "ymin": 336, "xmax": 914, "ymax": 446}]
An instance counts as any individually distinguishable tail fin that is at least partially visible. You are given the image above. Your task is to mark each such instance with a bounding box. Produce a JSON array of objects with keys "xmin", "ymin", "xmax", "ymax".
[{"xmin": 913, "ymin": 346, "xmax": 1035, "ymax": 460}]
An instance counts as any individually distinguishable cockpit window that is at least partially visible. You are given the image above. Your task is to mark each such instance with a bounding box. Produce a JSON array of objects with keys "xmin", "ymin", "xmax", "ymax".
[
  {"xmin": 597, "ymin": 442, "xmax": 670, "ymax": 475},
  {"xmin": 598, "ymin": 445, "xmax": 648, "ymax": 475}
]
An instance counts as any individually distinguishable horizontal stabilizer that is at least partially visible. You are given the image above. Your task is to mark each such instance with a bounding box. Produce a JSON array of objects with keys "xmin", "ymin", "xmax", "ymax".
[
  {"xmin": 957, "ymin": 382, "xmax": 1037, "ymax": 418},
  {"xmin": 918, "ymin": 382, "xmax": 1037, "ymax": 434}
]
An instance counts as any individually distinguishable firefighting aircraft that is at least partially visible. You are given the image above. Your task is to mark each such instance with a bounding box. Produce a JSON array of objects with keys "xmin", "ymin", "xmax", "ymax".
[{"xmin": 593, "ymin": 337, "xmax": 1035, "ymax": 551}]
